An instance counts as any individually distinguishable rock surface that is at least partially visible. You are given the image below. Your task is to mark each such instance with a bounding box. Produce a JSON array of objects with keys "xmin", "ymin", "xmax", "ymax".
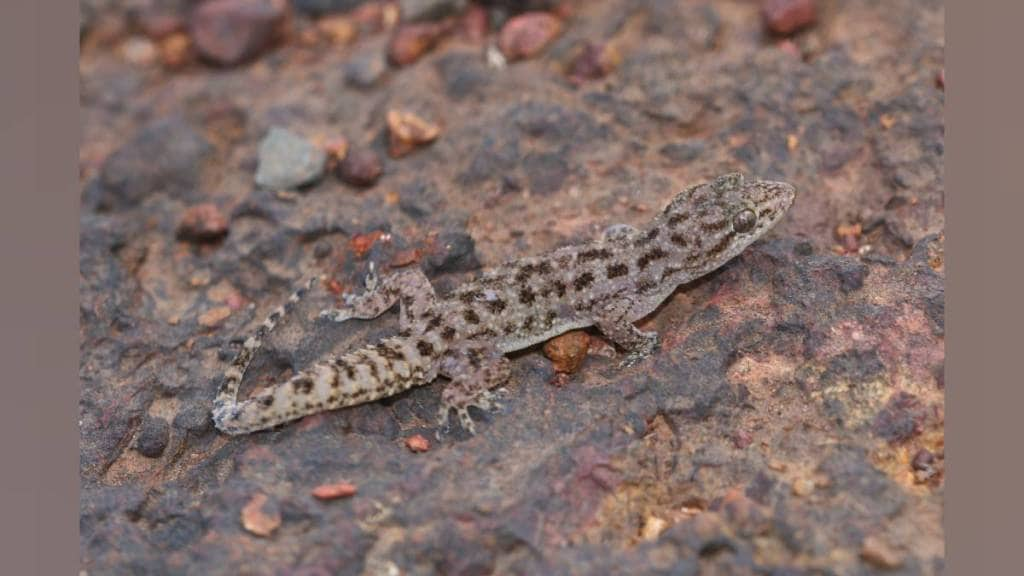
[{"xmin": 80, "ymin": 0, "xmax": 945, "ymax": 574}]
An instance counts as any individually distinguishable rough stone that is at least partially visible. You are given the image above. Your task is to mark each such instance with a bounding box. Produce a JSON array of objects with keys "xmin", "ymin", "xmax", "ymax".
[
  {"xmin": 254, "ymin": 127, "xmax": 328, "ymax": 189},
  {"xmin": 399, "ymin": 0, "xmax": 467, "ymax": 23},
  {"xmin": 188, "ymin": 0, "xmax": 288, "ymax": 66},
  {"xmin": 96, "ymin": 117, "xmax": 213, "ymax": 211},
  {"xmin": 135, "ymin": 416, "xmax": 170, "ymax": 458}
]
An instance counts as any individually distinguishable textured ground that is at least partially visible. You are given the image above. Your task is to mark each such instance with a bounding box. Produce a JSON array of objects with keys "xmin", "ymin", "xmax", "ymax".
[{"xmin": 79, "ymin": 0, "xmax": 945, "ymax": 574}]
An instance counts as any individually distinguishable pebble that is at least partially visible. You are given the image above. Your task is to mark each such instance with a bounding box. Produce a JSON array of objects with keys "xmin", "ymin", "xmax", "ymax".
[
  {"xmin": 136, "ymin": 7, "xmax": 185, "ymax": 40},
  {"xmin": 345, "ymin": 48, "xmax": 389, "ymax": 89},
  {"xmin": 336, "ymin": 148, "xmax": 383, "ymax": 187},
  {"xmin": 639, "ymin": 515, "xmax": 668, "ymax": 541},
  {"xmin": 761, "ymin": 0, "xmax": 816, "ymax": 36},
  {"xmin": 159, "ymin": 33, "xmax": 193, "ymax": 69},
  {"xmin": 388, "ymin": 21, "xmax": 453, "ymax": 66},
  {"xmin": 241, "ymin": 494, "xmax": 281, "ymax": 537},
  {"xmin": 135, "ymin": 416, "xmax": 170, "ymax": 458},
  {"xmin": 292, "ymin": 0, "xmax": 367, "ymax": 17},
  {"xmin": 199, "ymin": 306, "xmax": 233, "ymax": 327},
  {"xmin": 859, "ymin": 535, "xmax": 904, "ymax": 570},
  {"xmin": 316, "ymin": 15, "xmax": 358, "ymax": 44},
  {"xmin": 188, "ymin": 0, "xmax": 288, "ymax": 66},
  {"xmin": 567, "ymin": 41, "xmax": 619, "ymax": 84},
  {"xmin": 405, "ymin": 434, "xmax": 431, "ymax": 452},
  {"xmin": 312, "ymin": 482, "xmax": 358, "ymax": 500},
  {"xmin": 255, "ymin": 127, "xmax": 327, "ymax": 189},
  {"xmin": 498, "ymin": 12, "xmax": 562, "ymax": 61},
  {"xmin": 425, "ymin": 230, "xmax": 480, "ymax": 274},
  {"xmin": 791, "ymin": 477, "xmax": 815, "ymax": 497},
  {"xmin": 460, "ymin": 4, "xmax": 488, "ymax": 42},
  {"xmin": 177, "ymin": 203, "xmax": 229, "ymax": 242},
  {"xmin": 386, "ymin": 109, "xmax": 441, "ymax": 157},
  {"xmin": 543, "ymin": 331, "xmax": 590, "ymax": 374},
  {"xmin": 400, "ymin": 0, "xmax": 467, "ymax": 22},
  {"xmin": 119, "ymin": 36, "xmax": 158, "ymax": 66},
  {"xmin": 98, "ymin": 117, "xmax": 212, "ymax": 210}
]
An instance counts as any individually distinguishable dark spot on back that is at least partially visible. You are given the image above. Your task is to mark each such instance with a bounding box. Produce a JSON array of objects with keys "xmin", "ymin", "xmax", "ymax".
[
  {"xmin": 634, "ymin": 228, "xmax": 660, "ymax": 246},
  {"xmin": 670, "ymin": 233, "xmax": 688, "ymax": 247},
  {"xmin": 377, "ymin": 342, "xmax": 406, "ymax": 361},
  {"xmin": 260, "ymin": 395, "xmax": 274, "ymax": 408},
  {"xmin": 519, "ymin": 286, "xmax": 535, "ymax": 305},
  {"xmin": 292, "ymin": 376, "xmax": 314, "ymax": 395},
  {"xmin": 459, "ymin": 290, "xmax": 478, "ymax": 304},
  {"xmin": 522, "ymin": 316, "xmax": 535, "ymax": 331},
  {"xmin": 464, "ymin": 309, "xmax": 481, "ymax": 324},
  {"xmin": 574, "ymin": 271, "xmax": 595, "ymax": 291},
  {"xmin": 417, "ymin": 340, "xmax": 435, "ymax": 357},
  {"xmin": 661, "ymin": 265, "xmax": 683, "ymax": 281},
  {"xmin": 606, "ymin": 262, "xmax": 629, "ymax": 279},
  {"xmin": 515, "ymin": 263, "xmax": 536, "ymax": 283},
  {"xmin": 577, "ymin": 248, "xmax": 612, "ymax": 263},
  {"xmin": 668, "ymin": 212, "xmax": 690, "ymax": 227},
  {"xmin": 335, "ymin": 358, "xmax": 356, "ymax": 379},
  {"xmin": 637, "ymin": 278, "xmax": 658, "ymax": 293},
  {"xmin": 637, "ymin": 247, "xmax": 668, "ymax": 270},
  {"xmin": 485, "ymin": 298, "xmax": 506, "ymax": 314},
  {"xmin": 442, "ymin": 326, "xmax": 457, "ymax": 340}
]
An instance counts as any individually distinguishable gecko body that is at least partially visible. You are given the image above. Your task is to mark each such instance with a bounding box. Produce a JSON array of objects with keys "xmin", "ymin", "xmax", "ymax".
[{"xmin": 212, "ymin": 173, "xmax": 796, "ymax": 435}]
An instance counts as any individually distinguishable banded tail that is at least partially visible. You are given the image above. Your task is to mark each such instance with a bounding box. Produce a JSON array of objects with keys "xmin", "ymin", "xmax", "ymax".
[{"xmin": 212, "ymin": 276, "xmax": 444, "ymax": 435}]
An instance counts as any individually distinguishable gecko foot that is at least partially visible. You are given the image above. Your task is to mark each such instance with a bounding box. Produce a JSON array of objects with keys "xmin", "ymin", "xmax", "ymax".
[
  {"xmin": 618, "ymin": 331, "xmax": 660, "ymax": 368},
  {"xmin": 436, "ymin": 389, "xmax": 505, "ymax": 436},
  {"xmin": 318, "ymin": 308, "xmax": 353, "ymax": 322}
]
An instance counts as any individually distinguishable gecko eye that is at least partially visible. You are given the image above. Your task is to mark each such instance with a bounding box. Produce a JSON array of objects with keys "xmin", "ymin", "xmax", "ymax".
[{"xmin": 732, "ymin": 209, "xmax": 757, "ymax": 233}]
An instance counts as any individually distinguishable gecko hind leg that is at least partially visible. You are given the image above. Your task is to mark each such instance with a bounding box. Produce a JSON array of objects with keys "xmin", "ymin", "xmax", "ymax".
[
  {"xmin": 319, "ymin": 264, "xmax": 437, "ymax": 330},
  {"xmin": 593, "ymin": 302, "xmax": 660, "ymax": 368},
  {"xmin": 436, "ymin": 345, "xmax": 511, "ymax": 436}
]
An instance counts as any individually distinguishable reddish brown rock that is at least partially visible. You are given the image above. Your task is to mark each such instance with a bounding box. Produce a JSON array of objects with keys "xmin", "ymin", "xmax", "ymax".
[
  {"xmin": 177, "ymin": 203, "xmax": 229, "ymax": 242},
  {"xmin": 388, "ymin": 20, "xmax": 454, "ymax": 66},
  {"xmin": 312, "ymin": 482, "xmax": 358, "ymax": 500},
  {"xmin": 317, "ymin": 15, "xmax": 358, "ymax": 45},
  {"xmin": 188, "ymin": 0, "xmax": 289, "ymax": 66},
  {"xmin": 158, "ymin": 32, "xmax": 193, "ymax": 69},
  {"xmin": 761, "ymin": 0, "xmax": 816, "ymax": 36},
  {"xmin": 567, "ymin": 41, "xmax": 619, "ymax": 84},
  {"xmin": 240, "ymin": 494, "xmax": 281, "ymax": 537},
  {"xmin": 136, "ymin": 8, "xmax": 185, "ymax": 40},
  {"xmin": 498, "ymin": 12, "xmax": 563, "ymax": 61},
  {"xmin": 405, "ymin": 434, "xmax": 430, "ymax": 452},
  {"xmin": 336, "ymin": 148, "xmax": 383, "ymax": 187},
  {"xmin": 543, "ymin": 331, "xmax": 590, "ymax": 374},
  {"xmin": 460, "ymin": 4, "xmax": 488, "ymax": 42},
  {"xmin": 387, "ymin": 109, "xmax": 441, "ymax": 157},
  {"xmin": 860, "ymin": 536, "xmax": 904, "ymax": 570}
]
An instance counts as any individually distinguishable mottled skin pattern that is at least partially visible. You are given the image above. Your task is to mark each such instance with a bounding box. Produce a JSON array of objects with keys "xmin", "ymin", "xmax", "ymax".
[{"xmin": 212, "ymin": 174, "xmax": 796, "ymax": 435}]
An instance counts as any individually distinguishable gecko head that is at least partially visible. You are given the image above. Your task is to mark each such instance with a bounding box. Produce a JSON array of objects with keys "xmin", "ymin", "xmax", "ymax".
[{"xmin": 661, "ymin": 173, "xmax": 796, "ymax": 269}]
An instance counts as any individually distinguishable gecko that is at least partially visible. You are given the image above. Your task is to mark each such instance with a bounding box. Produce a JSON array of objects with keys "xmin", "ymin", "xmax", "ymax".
[{"xmin": 212, "ymin": 173, "xmax": 796, "ymax": 435}]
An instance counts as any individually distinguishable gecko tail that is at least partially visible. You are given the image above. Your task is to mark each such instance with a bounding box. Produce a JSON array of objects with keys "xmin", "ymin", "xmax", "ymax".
[{"xmin": 213, "ymin": 333, "xmax": 444, "ymax": 435}]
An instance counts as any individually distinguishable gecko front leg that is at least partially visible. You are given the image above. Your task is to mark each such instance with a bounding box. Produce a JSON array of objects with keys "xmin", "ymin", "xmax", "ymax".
[
  {"xmin": 319, "ymin": 264, "xmax": 437, "ymax": 330},
  {"xmin": 437, "ymin": 344, "xmax": 510, "ymax": 435},
  {"xmin": 593, "ymin": 300, "xmax": 660, "ymax": 368}
]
